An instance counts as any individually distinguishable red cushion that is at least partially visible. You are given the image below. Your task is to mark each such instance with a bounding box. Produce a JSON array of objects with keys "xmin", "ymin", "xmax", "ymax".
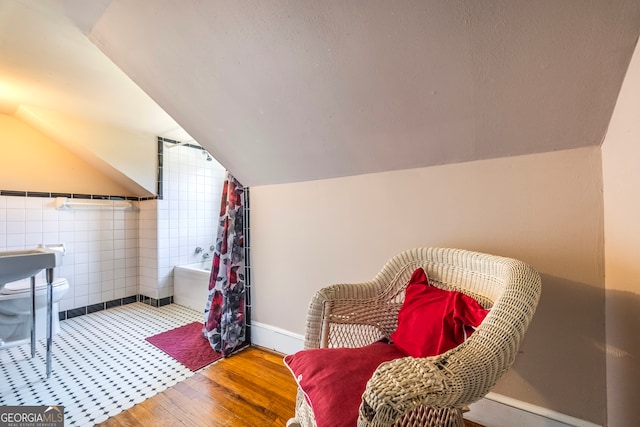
[
  {"xmin": 390, "ymin": 267, "xmax": 489, "ymax": 357},
  {"xmin": 284, "ymin": 341, "xmax": 406, "ymax": 427}
]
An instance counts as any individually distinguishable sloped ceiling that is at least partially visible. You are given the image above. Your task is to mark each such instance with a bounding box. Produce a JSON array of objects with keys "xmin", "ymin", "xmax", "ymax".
[{"xmin": 17, "ymin": 1, "xmax": 640, "ymax": 186}]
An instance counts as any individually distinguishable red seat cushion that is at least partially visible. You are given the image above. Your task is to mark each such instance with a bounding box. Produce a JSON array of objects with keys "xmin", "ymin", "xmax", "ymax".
[
  {"xmin": 284, "ymin": 340, "xmax": 406, "ymax": 427},
  {"xmin": 390, "ymin": 267, "xmax": 489, "ymax": 357}
]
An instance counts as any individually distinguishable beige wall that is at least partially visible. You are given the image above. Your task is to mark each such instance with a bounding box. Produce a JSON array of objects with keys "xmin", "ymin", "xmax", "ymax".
[
  {"xmin": 602, "ymin": 38, "xmax": 640, "ymax": 427},
  {"xmin": 251, "ymin": 146, "xmax": 606, "ymax": 424},
  {"xmin": 0, "ymin": 114, "xmax": 133, "ymax": 195},
  {"xmin": 15, "ymin": 106, "xmax": 157, "ymax": 196}
]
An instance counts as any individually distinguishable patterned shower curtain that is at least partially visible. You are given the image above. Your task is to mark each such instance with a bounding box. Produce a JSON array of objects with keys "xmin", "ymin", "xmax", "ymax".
[{"xmin": 203, "ymin": 172, "xmax": 246, "ymax": 357}]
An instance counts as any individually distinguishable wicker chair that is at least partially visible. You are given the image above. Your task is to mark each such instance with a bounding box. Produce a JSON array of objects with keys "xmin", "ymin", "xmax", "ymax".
[{"xmin": 286, "ymin": 247, "xmax": 542, "ymax": 427}]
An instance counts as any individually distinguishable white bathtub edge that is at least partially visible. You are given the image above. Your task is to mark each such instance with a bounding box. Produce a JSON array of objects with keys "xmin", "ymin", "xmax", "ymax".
[
  {"xmin": 174, "ymin": 263, "xmax": 211, "ymax": 273},
  {"xmin": 173, "ymin": 263, "xmax": 210, "ymax": 312}
]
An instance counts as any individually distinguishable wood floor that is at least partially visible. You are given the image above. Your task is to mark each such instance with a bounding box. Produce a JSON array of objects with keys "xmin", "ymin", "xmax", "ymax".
[{"xmin": 98, "ymin": 346, "xmax": 484, "ymax": 427}]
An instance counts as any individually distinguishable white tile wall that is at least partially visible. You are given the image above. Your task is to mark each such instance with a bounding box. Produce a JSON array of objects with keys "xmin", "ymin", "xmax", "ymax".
[
  {"xmin": 154, "ymin": 145, "xmax": 226, "ymax": 299},
  {"xmin": 138, "ymin": 199, "xmax": 158, "ymax": 299},
  {"xmin": 0, "ymin": 197, "xmax": 139, "ymax": 311}
]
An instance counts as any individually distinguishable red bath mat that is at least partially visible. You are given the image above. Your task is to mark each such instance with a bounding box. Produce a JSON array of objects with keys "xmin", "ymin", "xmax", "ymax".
[{"xmin": 145, "ymin": 322, "xmax": 222, "ymax": 371}]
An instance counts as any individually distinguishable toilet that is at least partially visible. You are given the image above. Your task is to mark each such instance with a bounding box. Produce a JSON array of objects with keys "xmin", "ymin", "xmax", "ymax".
[{"xmin": 0, "ymin": 278, "xmax": 69, "ymax": 348}]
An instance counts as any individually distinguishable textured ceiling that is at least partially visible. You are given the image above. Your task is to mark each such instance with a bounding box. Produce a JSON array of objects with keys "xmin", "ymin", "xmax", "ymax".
[{"xmin": 6, "ymin": 1, "xmax": 640, "ymax": 186}]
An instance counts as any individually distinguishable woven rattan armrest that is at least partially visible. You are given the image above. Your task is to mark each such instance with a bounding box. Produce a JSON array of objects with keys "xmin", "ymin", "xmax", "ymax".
[
  {"xmin": 304, "ymin": 280, "xmax": 390, "ymax": 349},
  {"xmin": 358, "ymin": 355, "xmax": 460, "ymax": 425}
]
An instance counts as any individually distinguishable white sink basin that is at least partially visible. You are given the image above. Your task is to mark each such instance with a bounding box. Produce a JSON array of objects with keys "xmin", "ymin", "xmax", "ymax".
[{"xmin": 0, "ymin": 248, "xmax": 64, "ymax": 289}]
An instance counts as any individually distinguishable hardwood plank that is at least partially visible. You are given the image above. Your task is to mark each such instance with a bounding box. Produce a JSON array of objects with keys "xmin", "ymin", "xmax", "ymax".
[
  {"xmin": 139, "ymin": 387, "xmax": 199, "ymax": 426},
  {"xmin": 199, "ymin": 350, "xmax": 296, "ymax": 423},
  {"xmin": 119, "ymin": 400, "xmax": 176, "ymax": 427},
  {"xmin": 94, "ymin": 416, "xmax": 121, "ymax": 427},
  {"xmin": 198, "ymin": 347, "xmax": 296, "ymax": 425},
  {"xmin": 105, "ymin": 410, "xmax": 145, "ymax": 427}
]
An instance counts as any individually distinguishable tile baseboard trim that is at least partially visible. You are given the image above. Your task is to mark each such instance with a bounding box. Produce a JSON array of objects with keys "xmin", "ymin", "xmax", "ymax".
[
  {"xmin": 59, "ymin": 295, "xmax": 174, "ymax": 321},
  {"xmin": 0, "ymin": 190, "xmax": 151, "ymax": 201},
  {"xmin": 139, "ymin": 295, "xmax": 174, "ymax": 308}
]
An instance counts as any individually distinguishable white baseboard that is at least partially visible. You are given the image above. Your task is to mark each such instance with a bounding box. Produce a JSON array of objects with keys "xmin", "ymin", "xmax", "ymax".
[
  {"xmin": 250, "ymin": 321, "xmax": 304, "ymax": 355},
  {"xmin": 468, "ymin": 393, "xmax": 602, "ymax": 427},
  {"xmin": 250, "ymin": 322, "xmax": 602, "ymax": 427}
]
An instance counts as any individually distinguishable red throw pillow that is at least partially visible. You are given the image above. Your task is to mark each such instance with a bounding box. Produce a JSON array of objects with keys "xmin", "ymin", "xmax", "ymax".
[
  {"xmin": 390, "ymin": 267, "xmax": 489, "ymax": 357},
  {"xmin": 284, "ymin": 340, "xmax": 406, "ymax": 427}
]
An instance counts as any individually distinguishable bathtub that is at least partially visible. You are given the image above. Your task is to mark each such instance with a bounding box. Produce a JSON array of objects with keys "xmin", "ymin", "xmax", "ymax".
[{"xmin": 173, "ymin": 262, "xmax": 212, "ymax": 312}]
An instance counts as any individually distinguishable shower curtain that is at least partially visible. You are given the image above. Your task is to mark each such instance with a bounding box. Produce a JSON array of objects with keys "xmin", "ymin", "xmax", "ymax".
[{"xmin": 203, "ymin": 172, "xmax": 246, "ymax": 357}]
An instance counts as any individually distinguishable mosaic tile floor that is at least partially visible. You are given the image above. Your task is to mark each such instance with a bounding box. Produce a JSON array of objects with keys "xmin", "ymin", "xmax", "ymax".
[{"xmin": 0, "ymin": 302, "xmax": 205, "ymax": 426}]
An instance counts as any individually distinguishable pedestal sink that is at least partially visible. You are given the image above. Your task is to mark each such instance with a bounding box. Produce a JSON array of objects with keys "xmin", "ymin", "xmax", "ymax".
[
  {"xmin": 0, "ymin": 247, "xmax": 64, "ymax": 287},
  {"xmin": 0, "ymin": 245, "xmax": 64, "ymax": 378}
]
